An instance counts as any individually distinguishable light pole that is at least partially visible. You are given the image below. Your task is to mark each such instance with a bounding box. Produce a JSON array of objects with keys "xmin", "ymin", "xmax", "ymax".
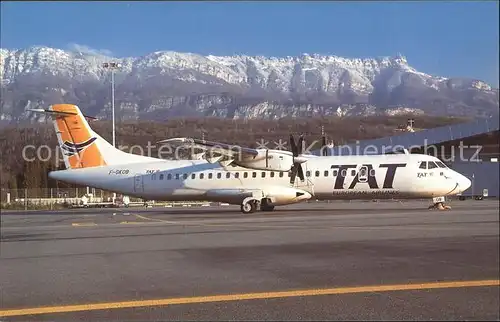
[{"xmin": 102, "ymin": 62, "xmax": 121, "ymax": 147}]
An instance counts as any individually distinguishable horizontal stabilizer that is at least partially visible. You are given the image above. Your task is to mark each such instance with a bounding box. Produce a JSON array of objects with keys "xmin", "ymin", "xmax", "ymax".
[{"xmin": 28, "ymin": 108, "xmax": 97, "ymax": 120}]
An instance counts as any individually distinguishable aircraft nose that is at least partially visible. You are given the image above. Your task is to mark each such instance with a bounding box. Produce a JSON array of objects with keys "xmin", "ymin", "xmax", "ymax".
[{"xmin": 457, "ymin": 174, "xmax": 472, "ymax": 193}]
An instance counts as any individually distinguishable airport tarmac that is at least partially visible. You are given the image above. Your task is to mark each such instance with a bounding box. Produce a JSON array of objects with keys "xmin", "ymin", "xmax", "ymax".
[{"xmin": 1, "ymin": 199, "xmax": 499, "ymax": 320}]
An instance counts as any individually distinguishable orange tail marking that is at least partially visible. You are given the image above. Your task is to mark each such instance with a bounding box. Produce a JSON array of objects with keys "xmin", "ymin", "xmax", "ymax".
[{"xmin": 52, "ymin": 104, "xmax": 106, "ymax": 168}]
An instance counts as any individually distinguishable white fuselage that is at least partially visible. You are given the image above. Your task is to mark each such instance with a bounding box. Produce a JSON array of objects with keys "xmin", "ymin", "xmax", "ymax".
[{"xmin": 49, "ymin": 153, "xmax": 471, "ymax": 206}]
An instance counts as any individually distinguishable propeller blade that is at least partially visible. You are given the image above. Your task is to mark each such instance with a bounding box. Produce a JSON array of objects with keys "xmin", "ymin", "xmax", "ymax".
[
  {"xmin": 289, "ymin": 134, "xmax": 308, "ymax": 184},
  {"xmin": 322, "ymin": 135, "xmax": 328, "ymax": 156},
  {"xmin": 297, "ymin": 164, "xmax": 305, "ymax": 181},
  {"xmin": 289, "ymin": 135, "xmax": 298, "ymax": 156},
  {"xmin": 289, "ymin": 165, "xmax": 297, "ymax": 184},
  {"xmin": 298, "ymin": 135, "xmax": 304, "ymax": 154}
]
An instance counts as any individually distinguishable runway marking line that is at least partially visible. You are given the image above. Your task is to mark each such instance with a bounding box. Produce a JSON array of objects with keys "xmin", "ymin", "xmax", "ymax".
[
  {"xmin": 133, "ymin": 214, "xmax": 177, "ymax": 224},
  {"xmin": 131, "ymin": 214, "xmax": 475, "ymax": 231},
  {"xmin": 71, "ymin": 222, "xmax": 97, "ymax": 227},
  {"xmin": 1, "ymin": 279, "xmax": 499, "ymax": 317},
  {"xmin": 132, "ymin": 214, "xmax": 322, "ymax": 229}
]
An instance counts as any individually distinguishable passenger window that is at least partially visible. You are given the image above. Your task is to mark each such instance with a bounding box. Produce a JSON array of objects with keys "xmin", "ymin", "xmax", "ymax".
[
  {"xmin": 191, "ymin": 174, "xmax": 195, "ymax": 179},
  {"xmin": 270, "ymin": 172, "xmax": 275, "ymax": 178},
  {"xmin": 360, "ymin": 168, "xmax": 367, "ymax": 176},
  {"xmin": 175, "ymin": 174, "xmax": 180, "ymax": 180},
  {"xmin": 261, "ymin": 172, "xmax": 266, "ymax": 178},
  {"xmin": 217, "ymin": 173, "xmax": 221, "ymax": 179},
  {"xmin": 226, "ymin": 173, "xmax": 231, "ymax": 179},
  {"xmin": 369, "ymin": 169, "xmax": 376, "ymax": 176},
  {"xmin": 315, "ymin": 171, "xmax": 320, "ymax": 177},
  {"xmin": 428, "ymin": 162, "xmax": 438, "ymax": 169},
  {"xmin": 252, "ymin": 172, "xmax": 257, "ymax": 178},
  {"xmin": 333, "ymin": 170, "xmax": 338, "ymax": 176},
  {"xmin": 419, "ymin": 162, "xmax": 427, "ymax": 169},
  {"xmin": 244, "ymin": 172, "xmax": 248, "ymax": 178},
  {"xmin": 167, "ymin": 174, "xmax": 172, "ymax": 180},
  {"xmin": 351, "ymin": 170, "xmax": 356, "ymax": 176},
  {"xmin": 324, "ymin": 170, "xmax": 328, "ymax": 177},
  {"xmin": 341, "ymin": 169, "xmax": 347, "ymax": 177},
  {"xmin": 279, "ymin": 172, "xmax": 284, "ymax": 177},
  {"xmin": 160, "ymin": 174, "xmax": 164, "ymax": 180},
  {"xmin": 235, "ymin": 172, "xmax": 240, "ymax": 178},
  {"xmin": 208, "ymin": 173, "xmax": 213, "ymax": 179},
  {"xmin": 200, "ymin": 173, "xmax": 204, "ymax": 179},
  {"xmin": 306, "ymin": 171, "xmax": 311, "ymax": 177}
]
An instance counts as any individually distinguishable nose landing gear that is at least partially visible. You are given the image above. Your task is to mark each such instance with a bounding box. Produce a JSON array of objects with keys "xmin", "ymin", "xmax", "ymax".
[{"xmin": 428, "ymin": 196, "xmax": 451, "ymax": 210}]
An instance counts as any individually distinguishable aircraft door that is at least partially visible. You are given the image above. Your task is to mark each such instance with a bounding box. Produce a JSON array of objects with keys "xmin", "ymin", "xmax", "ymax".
[
  {"xmin": 133, "ymin": 174, "xmax": 144, "ymax": 193},
  {"xmin": 358, "ymin": 166, "xmax": 368, "ymax": 183}
]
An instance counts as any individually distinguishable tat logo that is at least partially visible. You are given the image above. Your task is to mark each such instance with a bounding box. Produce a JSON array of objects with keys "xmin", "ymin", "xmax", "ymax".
[{"xmin": 330, "ymin": 163, "xmax": 407, "ymax": 190}]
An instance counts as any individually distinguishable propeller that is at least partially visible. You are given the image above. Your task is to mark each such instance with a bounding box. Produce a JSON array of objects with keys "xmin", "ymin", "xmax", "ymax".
[
  {"xmin": 321, "ymin": 125, "xmax": 328, "ymax": 156},
  {"xmin": 321, "ymin": 135, "xmax": 328, "ymax": 156},
  {"xmin": 289, "ymin": 134, "xmax": 306, "ymax": 184}
]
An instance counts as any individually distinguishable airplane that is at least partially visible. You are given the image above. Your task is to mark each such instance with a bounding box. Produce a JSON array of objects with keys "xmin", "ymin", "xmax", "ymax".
[{"xmin": 29, "ymin": 104, "xmax": 472, "ymax": 214}]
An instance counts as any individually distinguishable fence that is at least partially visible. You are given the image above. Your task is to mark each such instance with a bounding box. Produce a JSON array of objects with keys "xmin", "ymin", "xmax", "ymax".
[
  {"xmin": 0, "ymin": 188, "xmax": 221, "ymax": 209},
  {"xmin": 0, "ymin": 188, "xmax": 143, "ymax": 206}
]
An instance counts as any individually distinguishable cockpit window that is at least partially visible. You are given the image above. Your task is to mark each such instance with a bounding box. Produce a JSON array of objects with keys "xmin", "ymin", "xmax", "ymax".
[
  {"xmin": 428, "ymin": 161, "xmax": 438, "ymax": 169},
  {"xmin": 419, "ymin": 162, "xmax": 427, "ymax": 169},
  {"xmin": 436, "ymin": 161, "xmax": 447, "ymax": 168}
]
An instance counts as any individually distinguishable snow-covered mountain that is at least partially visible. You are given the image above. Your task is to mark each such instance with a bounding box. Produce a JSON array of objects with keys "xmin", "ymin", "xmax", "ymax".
[{"xmin": 1, "ymin": 46, "xmax": 498, "ymax": 123}]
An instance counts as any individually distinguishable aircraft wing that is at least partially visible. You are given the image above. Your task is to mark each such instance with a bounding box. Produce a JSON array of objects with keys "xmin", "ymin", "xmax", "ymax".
[{"xmin": 158, "ymin": 137, "xmax": 259, "ymax": 160}]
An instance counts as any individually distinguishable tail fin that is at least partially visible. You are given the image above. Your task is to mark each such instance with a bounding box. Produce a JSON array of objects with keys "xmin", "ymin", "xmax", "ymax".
[{"xmin": 31, "ymin": 104, "xmax": 155, "ymax": 169}]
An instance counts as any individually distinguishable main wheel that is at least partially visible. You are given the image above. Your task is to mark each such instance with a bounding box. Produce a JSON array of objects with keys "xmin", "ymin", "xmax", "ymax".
[{"xmin": 241, "ymin": 201, "xmax": 256, "ymax": 214}]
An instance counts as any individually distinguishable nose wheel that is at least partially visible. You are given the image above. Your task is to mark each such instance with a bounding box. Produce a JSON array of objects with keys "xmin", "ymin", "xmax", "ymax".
[{"xmin": 428, "ymin": 196, "xmax": 451, "ymax": 210}]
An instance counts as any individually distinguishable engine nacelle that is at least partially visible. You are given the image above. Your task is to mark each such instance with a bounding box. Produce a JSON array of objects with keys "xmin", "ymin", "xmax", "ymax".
[{"xmin": 233, "ymin": 149, "xmax": 294, "ymax": 172}]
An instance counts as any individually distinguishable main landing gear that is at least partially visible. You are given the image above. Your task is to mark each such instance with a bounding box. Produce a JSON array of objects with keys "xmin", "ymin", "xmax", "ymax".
[
  {"xmin": 428, "ymin": 196, "xmax": 451, "ymax": 210},
  {"xmin": 240, "ymin": 198, "xmax": 275, "ymax": 214},
  {"xmin": 241, "ymin": 199, "xmax": 259, "ymax": 214}
]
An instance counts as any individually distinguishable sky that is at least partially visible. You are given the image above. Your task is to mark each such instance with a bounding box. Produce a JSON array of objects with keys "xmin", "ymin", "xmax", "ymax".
[{"xmin": 1, "ymin": 1, "xmax": 498, "ymax": 86}]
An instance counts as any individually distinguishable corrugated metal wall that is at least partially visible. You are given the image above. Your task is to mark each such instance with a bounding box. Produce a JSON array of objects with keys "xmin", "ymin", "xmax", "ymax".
[
  {"xmin": 323, "ymin": 116, "xmax": 499, "ymax": 156},
  {"xmin": 449, "ymin": 162, "xmax": 500, "ymax": 197}
]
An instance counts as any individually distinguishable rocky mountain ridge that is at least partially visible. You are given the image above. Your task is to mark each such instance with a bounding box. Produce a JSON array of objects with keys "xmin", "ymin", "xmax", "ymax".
[{"xmin": 1, "ymin": 46, "xmax": 498, "ymax": 123}]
